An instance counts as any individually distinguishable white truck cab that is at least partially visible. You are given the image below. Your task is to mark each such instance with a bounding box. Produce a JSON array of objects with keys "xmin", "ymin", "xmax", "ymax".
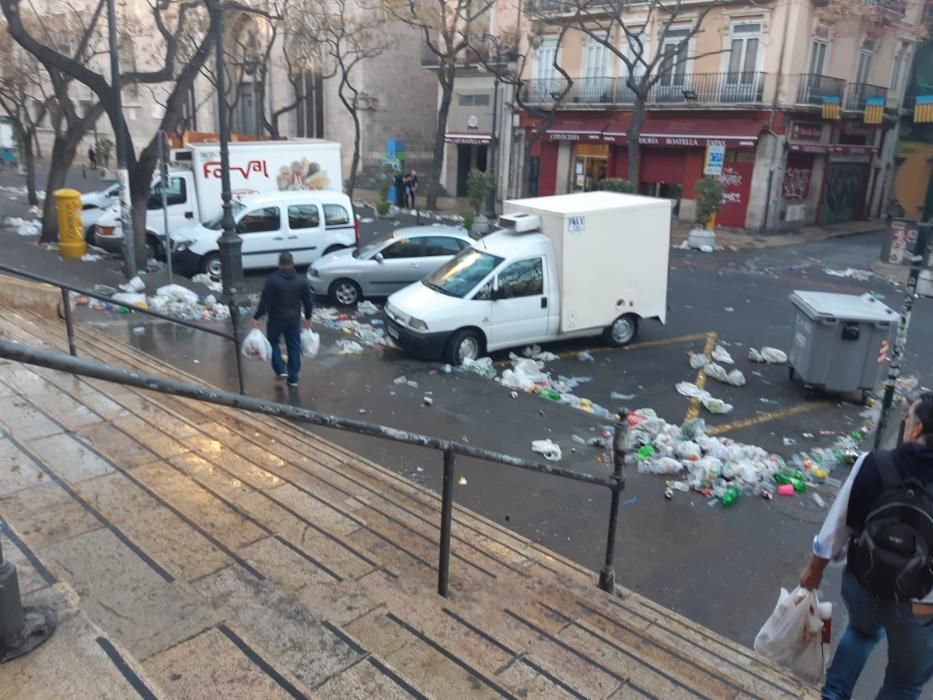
[{"xmin": 385, "ymin": 191, "xmax": 671, "ymax": 364}]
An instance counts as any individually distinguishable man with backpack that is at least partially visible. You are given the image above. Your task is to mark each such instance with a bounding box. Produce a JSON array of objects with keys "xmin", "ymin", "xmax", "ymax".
[{"xmin": 799, "ymin": 392, "xmax": 933, "ymax": 699}]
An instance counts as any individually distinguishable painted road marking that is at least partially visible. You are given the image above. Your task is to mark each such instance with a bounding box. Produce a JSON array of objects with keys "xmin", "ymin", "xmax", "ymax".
[
  {"xmin": 684, "ymin": 331, "xmax": 718, "ymax": 422},
  {"xmin": 706, "ymin": 401, "xmax": 831, "ymax": 436},
  {"xmin": 493, "ymin": 332, "xmax": 710, "ymax": 367}
]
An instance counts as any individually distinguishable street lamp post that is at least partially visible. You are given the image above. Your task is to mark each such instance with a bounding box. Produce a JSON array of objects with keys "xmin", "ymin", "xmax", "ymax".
[
  {"xmin": 212, "ymin": 0, "xmax": 246, "ymax": 393},
  {"xmin": 484, "ymin": 39, "xmax": 502, "ymax": 221},
  {"xmin": 106, "ymin": 0, "xmax": 135, "ymax": 278}
]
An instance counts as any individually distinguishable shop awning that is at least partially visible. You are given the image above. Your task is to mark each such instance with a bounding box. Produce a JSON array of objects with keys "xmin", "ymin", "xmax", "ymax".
[
  {"xmin": 788, "ymin": 143, "xmax": 876, "ymax": 156},
  {"xmin": 539, "ymin": 115, "xmax": 767, "ymax": 149},
  {"xmin": 445, "ymin": 132, "xmax": 491, "ymax": 145}
]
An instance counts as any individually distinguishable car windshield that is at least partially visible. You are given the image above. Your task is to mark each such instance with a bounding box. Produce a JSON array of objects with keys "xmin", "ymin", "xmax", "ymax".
[
  {"xmin": 203, "ymin": 202, "xmax": 246, "ymax": 230},
  {"xmin": 423, "ymin": 248, "xmax": 503, "ymax": 298},
  {"xmin": 353, "ymin": 235, "xmax": 393, "ymax": 259}
]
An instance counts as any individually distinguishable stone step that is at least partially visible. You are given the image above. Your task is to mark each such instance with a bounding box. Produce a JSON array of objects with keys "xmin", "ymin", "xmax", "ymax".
[{"xmin": 0, "ymin": 304, "xmax": 817, "ymax": 698}]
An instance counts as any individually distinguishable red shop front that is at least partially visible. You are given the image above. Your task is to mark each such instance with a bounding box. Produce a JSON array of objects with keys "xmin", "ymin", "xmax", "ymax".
[{"xmin": 521, "ymin": 112, "xmax": 766, "ymax": 228}]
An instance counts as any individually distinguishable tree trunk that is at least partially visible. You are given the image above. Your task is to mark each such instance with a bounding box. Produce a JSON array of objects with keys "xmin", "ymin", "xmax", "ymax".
[
  {"xmin": 427, "ymin": 63, "xmax": 455, "ymax": 210},
  {"xmin": 626, "ymin": 100, "xmax": 646, "ymax": 186},
  {"xmin": 338, "ymin": 81, "xmax": 361, "ymax": 198},
  {"xmin": 129, "ymin": 156, "xmax": 157, "ymax": 270},
  {"xmin": 39, "ymin": 120, "xmax": 95, "ymax": 242},
  {"xmin": 23, "ymin": 131, "xmax": 38, "ymax": 207}
]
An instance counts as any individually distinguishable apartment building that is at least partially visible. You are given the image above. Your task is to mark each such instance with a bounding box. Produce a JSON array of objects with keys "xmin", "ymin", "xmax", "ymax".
[{"xmin": 512, "ymin": 0, "xmax": 925, "ymax": 229}]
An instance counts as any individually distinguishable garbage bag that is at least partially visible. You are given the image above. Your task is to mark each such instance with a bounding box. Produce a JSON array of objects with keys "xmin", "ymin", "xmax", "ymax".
[
  {"xmin": 754, "ymin": 586, "xmax": 825, "ymax": 684},
  {"xmin": 701, "ymin": 396, "xmax": 734, "ymax": 414},
  {"xmin": 761, "ymin": 347, "xmax": 788, "ymax": 364},
  {"xmin": 301, "ymin": 329, "xmax": 320, "ymax": 358},
  {"xmin": 712, "ymin": 345, "xmax": 734, "ymax": 365},
  {"xmin": 689, "ymin": 352, "xmax": 709, "ymax": 369},
  {"xmin": 639, "ymin": 456, "xmax": 683, "ymax": 475},
  {"xmin": 119, "ymin": 275, "xmax": 145, "ymax": 293},
  {"xmin": 531, "ymin": 439, "xmax": 562, "ymax": 461},
  {"xmin": 242, "ymin": 328, "xmax": 273, "ymax": 361}
]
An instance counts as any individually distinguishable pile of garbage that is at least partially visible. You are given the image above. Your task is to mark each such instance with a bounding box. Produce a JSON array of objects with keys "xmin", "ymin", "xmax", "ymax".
[
  {"xmin": 78, "ymin": 282, "xmax": 231, "ymax": 322},
  {"xmin": 625, "ymin": 409, "xmax": 853, "ymax": 506},
  {"xmin": 4, "ymin": 217, "xmax": 40, "ymax": 236},
  {"xmin": 310, "ymin": 305, "xmax": 390, "ymax": 349}
]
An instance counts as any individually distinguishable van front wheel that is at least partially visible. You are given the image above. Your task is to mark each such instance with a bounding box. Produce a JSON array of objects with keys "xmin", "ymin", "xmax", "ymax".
[
  {"xmin": 445, "ymin": 329, "xmax": 484, "ymax": 365},
  {"xmin": 605, "ymin": 314, "xmax": 638, "ymax": 347}
]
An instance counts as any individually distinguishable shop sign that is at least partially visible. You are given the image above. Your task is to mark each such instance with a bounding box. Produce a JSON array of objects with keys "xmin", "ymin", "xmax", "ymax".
[
  {"xmin": 790, "ymin": 123, "xmax": 822, "ymax": 142},
  {"xmin": 704, "ymin": 143, "xmax": 726, "ymax": 176}
]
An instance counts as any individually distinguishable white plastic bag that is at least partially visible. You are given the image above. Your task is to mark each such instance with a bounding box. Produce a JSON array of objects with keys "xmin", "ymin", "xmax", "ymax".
[
  {"xmin": 301, "ymin": 329, "xmax": 320, "ymax": 358},
  {"xmin": 242, "ymin": 328, "xmax": 273, "ymax": 361},
  {"xmin": 754, "ymin": 586, "xmax": 825, "ymax": 684},
  {"xmin": 531, "ymin": 439, "xmax": 562, "ymax": 461}
]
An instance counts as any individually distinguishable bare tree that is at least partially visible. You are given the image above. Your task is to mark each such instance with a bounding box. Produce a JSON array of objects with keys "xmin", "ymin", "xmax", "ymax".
[
  {"xmin": 0, "ymin": 0, "xmax": 234, "ymax": 268},
  {"xmin": 294, "ymin": 0, "xmax": 388, "ymax": 196},
  {"xmin": 0, "ymin": 32, "xmax": 46, "ymax": 206},
  {"xmin": 385, "ymin": 0, "xmax": 495, "ymax": 209},
  {"xmin": 541, "ymin": 0, "xmax": 726, "ymax": 184}
]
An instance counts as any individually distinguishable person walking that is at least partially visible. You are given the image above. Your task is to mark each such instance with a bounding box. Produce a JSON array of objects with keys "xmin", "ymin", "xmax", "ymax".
[
  {"xmin": 406, "ymin": 170, "xmax": 418, "ymax": 209},
  {"xmin": 799, "ymin": 392, "xmax": 933, "ymax": 700},
  {"xmin": 251, "ymin": 252, "xmax": 313, "ymax": 387},
  {"xmin": 88, "ymin": 146, "xmax": 97, "ymax": 170}
]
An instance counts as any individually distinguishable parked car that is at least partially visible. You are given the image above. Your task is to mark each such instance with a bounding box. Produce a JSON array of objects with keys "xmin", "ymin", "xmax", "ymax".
[
  {"xmin": 168, "ymin": 190, "xmax": 358, "ymax": 278},
  {"xmin": 307, "ymin": 225, "xmax": 472, "ymax": 305},
  {"xmin": 80, "ymin": 182, "xmax": 120, "ymax": 243}
]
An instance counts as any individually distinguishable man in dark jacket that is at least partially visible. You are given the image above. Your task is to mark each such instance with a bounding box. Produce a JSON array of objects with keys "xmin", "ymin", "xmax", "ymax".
[
  {"xmin": 251, "ymin": 252, "xmax": 313, "ymax": 387},
  {"xmin": 800, "ymin": 392, "xmax": 933, "ymax": 699}
]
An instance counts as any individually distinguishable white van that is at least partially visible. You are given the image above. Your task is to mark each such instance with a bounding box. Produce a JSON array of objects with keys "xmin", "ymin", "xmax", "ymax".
[
  {"xmin": 93, "ymin": 139, "xmax": 342, "ymax": 256},
  {"xmin": 168, "ymin": 191, "xmax": 358, "ymax": 278},
  {"xmin": 385, "ymin": 191, "xmax": 671, "ymax": 364}
]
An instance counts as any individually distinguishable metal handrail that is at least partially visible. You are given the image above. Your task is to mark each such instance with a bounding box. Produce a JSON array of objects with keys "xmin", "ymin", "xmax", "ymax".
[
  {"xmin": 0, "ymin": 336, "xmax": 628, "ymax": 597},
  {"xmin": 0, "ymin": 263, "xmax": 244, "ymax": 393}
]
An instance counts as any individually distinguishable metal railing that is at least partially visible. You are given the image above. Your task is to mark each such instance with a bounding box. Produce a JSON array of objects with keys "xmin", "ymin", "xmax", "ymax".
[
  {"xmin": 520, "ymin": 71, "xmax": 767, "ymax": 107},
  {"xmin": 0, "ymin": 264, "xmax": 245, "ymax": 394},
  {"xmin": 0, "ymin": 277, "xmax": 629, "ymax": 599},
  {"xmin": 795, "ymin": 73, "xmax": 846, "ymax": 106},
  {"xmin": 845, "ymin": 82, "xmax": 888, "ymax": 111}
]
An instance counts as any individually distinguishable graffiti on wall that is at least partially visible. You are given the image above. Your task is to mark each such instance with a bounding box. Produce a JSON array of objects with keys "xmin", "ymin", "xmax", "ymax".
[
  {"xmin": 782, "ymin": 168, "xmax": 811, "ymax": 201},
  {"xmin": 717, "ymin": 167, "xmax": 743, "ymax": 205}
]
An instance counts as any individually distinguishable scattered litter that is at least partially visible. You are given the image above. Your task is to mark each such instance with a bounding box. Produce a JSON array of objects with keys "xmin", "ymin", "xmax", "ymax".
[
  {"xmin": 460, "ymin": 357, "xmax": 497, "ymax": 379},
  {"xmin": 777, "ymin": 484, "xmax": 795, "ymax": 496},
  {"xmin": 336, "ymin": 339, "xmax": 364, "ymax": 355},
  {"xmin": 749, "ymin": 347, "xmax": 788, "ymax": 364},
  {"xmin": 146, "ymin": 258, "xmax": 166, "ymax": 272},
  {"xmin": 111, "ymin": 292, "xmax": 147, "ymax": 308},
  {"xmin": 407, "ymin": 380, "xmax": 418, "ymax": 388},
  {"xmin": 356, "ymin": 300, "xmax": 379, "ymax": 316},
  {"xmin": 191, "ymin": 273, "xmax": 223, "ymax": 293},
  {"xmin": 724, "ymin": 307, "xmax": 735, "ymax": 313},
  {"xmin": 93, "ymin": 284, "xmax": 117, "ymax": 296},
  {"xmin": 80, "ymin": 253, "xmax": 103, "ymax": 262},
  {"xmin": 610, "ymin": 392, "xmax": 637, "ymax": 400},
  {"xmin": 155, "ymin": 284, "xmax": 199, "ymax": 304},
  {"xmin": 119, "ymin": 276, "xmax": 146, "ymax": 293},
  {"xmin": 704, "ymin": 363, "xmax": 746, "ymax": 387},
  {"xmin": 676, "ymin": 381, "xmax": 707, "ymax": 398},
  {"xmin": 812, "ymin": 493, "xmax": 826, "ymax": 508},
  {"xmin": 783, "ymin": 437, "xmax": 797, "ymax": 447},
  {"xmin": 458, "ymin": 476, "xmax": 468, "ymax": 486},
  {"xmin": 510, "ymin": 391, "xmax": 518, "ymax": 399},
  {"xmin": 423, "ymin": 396, "xmax": 434, "ymax": 406},
  {"xmin": 132, "ymin": 326, "xmax": 145, "ymax": 335},
  {"xmin": 712, "ymin": 345, "xmax": 734, "ymax": 365},
  {"xmin": 309, "ymin": 304, "xmax": 388, "ymax": 348},
  {"xmin": 666, "ymin": 480, "xmax": 690, "ymax": 492},
  {"xmin": 577, "ymin": 351, "xmax": 594, "ymax": 363},
  {"xmin": 440, "ymin": 364, "xmax": 453, "ymax": 374},
  {"xmin": 4, "ymin": 217, "xmax": 40, "ymax": 236},
  {"xmin": 700, "ymin": 245, "xmax": 714, "ymax": 253},
  {"xmin": 824, "ymin": 268, "xmax": 872, "ymax": 282},
  {"xmin": 531, "ymin": 439, "xmax": 562, "ymax": 461},
  {"xmin": 689, "ymin": 353, "xmax": 710, "ymax": 369},
  {"xmin": 393, "ymin": 376, "xmax": 408, "ymax": 385},
  {"xmin": 702, "ymin": 396, "xmax": 734, "ymax": 414}
]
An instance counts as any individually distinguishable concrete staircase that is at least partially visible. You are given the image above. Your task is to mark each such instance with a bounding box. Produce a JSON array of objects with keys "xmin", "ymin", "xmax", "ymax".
[{"xmin": 0, "ymin": 303, "xmax": 816, "ymax": 698}]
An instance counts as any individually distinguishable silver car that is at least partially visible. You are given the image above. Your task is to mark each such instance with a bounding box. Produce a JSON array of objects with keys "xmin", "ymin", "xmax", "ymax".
[{"xmin": 308, "ymin": 226, "xmax": 472, "ymax": 305}]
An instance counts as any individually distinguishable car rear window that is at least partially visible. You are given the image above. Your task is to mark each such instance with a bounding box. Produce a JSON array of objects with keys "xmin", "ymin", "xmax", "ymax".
[{"xmin": 423, "ymin": 236, "xmax": 466, "ymax": 256}]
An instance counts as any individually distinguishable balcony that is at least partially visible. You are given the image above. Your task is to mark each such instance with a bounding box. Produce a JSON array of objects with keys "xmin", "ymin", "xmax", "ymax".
[
  {"xmin": 519, "ymin": 72, "xmax": 767, "ymax": 108},
  {"xmin": 796, "ymin": 74, "xmax": 846, "ymax": 106},
  {"xmin": 845, "ymin": 82, "xmax": 887, "ymax": 111}
]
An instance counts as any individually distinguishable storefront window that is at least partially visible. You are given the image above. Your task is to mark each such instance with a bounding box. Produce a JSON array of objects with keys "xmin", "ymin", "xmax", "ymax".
[{"xmin": 572, "ymin": 143, "xmax": 608, "ymax": 192}]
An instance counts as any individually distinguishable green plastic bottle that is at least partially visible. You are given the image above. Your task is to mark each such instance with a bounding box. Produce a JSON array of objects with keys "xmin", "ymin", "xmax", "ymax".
[
  {"xmin": 721, "ymin": 485, "xmax": 739, "ymax": 507},
  {"xmin": 636, "ymin": 444, "xmax": 656, "ymax": 461},
  {"xmin": 536, "ymin": 388, "xmax": 560, "ymax": 401}
]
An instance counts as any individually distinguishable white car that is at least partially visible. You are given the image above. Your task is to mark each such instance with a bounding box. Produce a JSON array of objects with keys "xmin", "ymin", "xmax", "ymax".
[
  {"xmin": 80, "ymin": 183, "xmax": 119, "ymax": 241},
  {"xmin": 169, "ymin": 190, "xmax": 359, "ymax": 278}
]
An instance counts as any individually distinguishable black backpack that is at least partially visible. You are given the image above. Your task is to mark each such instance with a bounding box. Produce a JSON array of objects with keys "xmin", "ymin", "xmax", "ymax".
[{"xmin": 846, "ymin": 451, "xmax": 933, "ymax": 600}]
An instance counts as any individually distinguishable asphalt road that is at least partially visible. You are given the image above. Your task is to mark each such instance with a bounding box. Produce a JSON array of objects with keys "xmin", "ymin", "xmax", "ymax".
[{"xmin": 5, "ymin": 171, "xmax": 932, "ymax": 698}]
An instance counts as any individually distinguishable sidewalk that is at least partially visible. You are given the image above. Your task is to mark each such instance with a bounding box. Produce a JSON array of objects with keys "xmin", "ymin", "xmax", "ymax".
[{"xmin": 0, "ymin": 300, "xmax": 815, "ymax": 698}]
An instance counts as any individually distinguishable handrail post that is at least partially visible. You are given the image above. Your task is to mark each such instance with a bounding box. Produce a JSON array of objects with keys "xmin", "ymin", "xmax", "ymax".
[
  {"xmin": 438, "ymin": 448, "xmax": 455, "ymax": 598},
  {"xmin": 231, "ymin": 307, "xmax": 245, "ymax": 395},
  {"xmin": 599, "ymin": 410, "xmax": 629, "ymax": 593},
  {"xmin": 60, "ymin": 289, "xmax": 76, "ymax": 357}
]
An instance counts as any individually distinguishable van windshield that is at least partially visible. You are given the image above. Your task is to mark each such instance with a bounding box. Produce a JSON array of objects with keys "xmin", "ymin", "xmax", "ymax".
[
  {"xmin": 204, "ymin": 202, "xmax": 246, "ymax": 230},
  {"xmin": 423, "ymin": 248, "xmax": 503, "ymax": 298}
]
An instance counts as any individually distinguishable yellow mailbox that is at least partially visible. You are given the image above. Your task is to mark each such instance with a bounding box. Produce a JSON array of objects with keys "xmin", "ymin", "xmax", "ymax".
[{"xmin": 55, "ymin": 188, "xmax": 86, "ymax": 259}]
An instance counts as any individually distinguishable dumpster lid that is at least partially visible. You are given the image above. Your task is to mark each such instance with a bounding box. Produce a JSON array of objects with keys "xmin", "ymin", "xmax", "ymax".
[{"xmin": 790, "ymin": 291, "xmax": 898, "ymax": 323}]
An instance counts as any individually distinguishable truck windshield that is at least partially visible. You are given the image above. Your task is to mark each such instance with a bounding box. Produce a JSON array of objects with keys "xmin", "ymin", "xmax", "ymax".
[
  {"xmin": 204, "ymin": 202, "xmax": 246, "ymax": 230},
  {"xmin": 423, "ymin": 248, "xmax": 503, "ymax": 298}
]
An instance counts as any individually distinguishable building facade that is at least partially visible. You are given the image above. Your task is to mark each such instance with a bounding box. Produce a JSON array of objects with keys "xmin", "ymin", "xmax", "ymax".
[{"xmin": 509, "ymin": 0, "xmax": 924, "ymax": 230}]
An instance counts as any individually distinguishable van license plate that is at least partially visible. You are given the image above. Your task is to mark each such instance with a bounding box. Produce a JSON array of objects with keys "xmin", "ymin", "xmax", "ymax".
[{"xmin": 388, "ymin": 326, "xmax": 399, "ymax": 340}]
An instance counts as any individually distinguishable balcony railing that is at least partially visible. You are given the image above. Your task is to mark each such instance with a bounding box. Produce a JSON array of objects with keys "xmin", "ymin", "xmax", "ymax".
[
  {"xmin": 845, "ymin": 82, "xmax": 888, "ymax": 111},
  {"xmin": 796, "ymin": 73, "xmax": 846, "ymax": 106},
  {"xmin": 519, "ymin": 72, "xmax": 767, "ymax": 108},
  {"xmin": 421, "ymin": 42, "xmax": 517, "ymax": 69}
]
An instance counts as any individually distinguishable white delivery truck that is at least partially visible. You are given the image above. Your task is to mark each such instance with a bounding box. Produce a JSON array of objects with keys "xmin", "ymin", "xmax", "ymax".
[
  {"xmin": 93, "ymin": 139, "xmax": 342, "ymax": 255},
  {"xmin": 385, "ymin": 191, "xmax": 671, "ymax": 364}
]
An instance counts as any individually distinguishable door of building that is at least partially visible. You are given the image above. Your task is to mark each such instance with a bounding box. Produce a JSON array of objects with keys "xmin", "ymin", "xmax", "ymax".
[
  {"xmin": 820, "ymin": 162, "xmax": 869, "ymax": 224},
  {"xmin": 572, "ymin": 143, "xmax": 608, "ymax": 192},
  {"xmin": 455, "ymin": 144, "xmax": 488, "ymax": 197}
]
